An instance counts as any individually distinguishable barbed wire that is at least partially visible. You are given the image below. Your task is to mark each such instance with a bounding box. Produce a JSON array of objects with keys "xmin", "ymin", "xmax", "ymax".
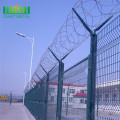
[{"xmin": 25, "ymin": 0, "xmax": 120, "ymax": 92}]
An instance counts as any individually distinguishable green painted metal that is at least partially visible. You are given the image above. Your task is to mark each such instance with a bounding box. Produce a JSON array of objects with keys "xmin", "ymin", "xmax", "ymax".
[
  {"xmin": 63, "ymin": 56, "xmax": 88, "ymax": 74},
  {"xmin": 56, "ymin": 61, "xmax": 64, "ymax": 120},
  {"xmin": 72, "ymin": 8, "xmax": 97, "ymax": 120},
  {"xmin": 72, "ymin": 8, "xmax": 112, "ymax": 120},
  {"xmin": 40, "ymin": 65, "xmax": 49, "ymax": 120},
  {"xmin": 35, "ymin": 73, "xmax": 41, "ymax": 81},
  {"xmin": 97, "ymin": 88, "xmax": 99, "ymax": 117},
  {"xmin": 45, "ymin": 73, "xmax": 49, "ymax": 120},
  {"xmin": 72, "ymin": 8, "xmax": 92, "ymax": 34},
  {"xmin": 95, "ymin": 15, "xmax": 120, "ymax": 119},
  {"xmin": 61, "ymin": 57, "xmax": 88, "ymax": 119},
  {"xmin": 48, "ymin": 48, "xmax": 60, "ymax": 62},
  {"xmin": 24, "ymin": 73, "xmax": 48, "ymax": 120},
  {"xmin": 87, "ymin": 32, "xmax": 97, "ymax": 120},
  {"xmin": 40, "ymin": 64, "xmax": 47, "ymax": 74},
  {"xmin": 48, "ymin": 48, "xmax": 64, "ymax": 120},
  {"xmin": 94, "ymin": 16, "xmax": 113, "ymax": 32},
  {"xmin": 66, "ymin": 86, "xmax": 69, "ymax": 116},
  {"xmin": 44, "ymin": 75, "xmax": 49, "ymax": 120}
]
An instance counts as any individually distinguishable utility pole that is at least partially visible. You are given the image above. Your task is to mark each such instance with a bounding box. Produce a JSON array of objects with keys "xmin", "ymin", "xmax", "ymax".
[{"xmin": 10, "ymin": 92, "xmax": 12, "ymax": 106}]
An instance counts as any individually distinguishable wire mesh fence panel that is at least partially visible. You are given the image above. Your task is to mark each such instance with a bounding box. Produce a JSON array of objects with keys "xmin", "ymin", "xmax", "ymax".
[
  {"xmin": 47, "ymin": 65, "xmax": 59, "ymax": 120},
  {"xmin": 95, "ymin": 15, "xmax": 120, "ymax": 120},
  {"xmin": 61, "ymin": 58, "xmax": 88, "ymax": 120},
  {"xmin": 25, "ymin": 75, "xmax": 47, "ymax": 120}
]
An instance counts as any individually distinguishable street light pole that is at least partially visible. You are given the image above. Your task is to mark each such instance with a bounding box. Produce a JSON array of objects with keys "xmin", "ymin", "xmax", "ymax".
[
  {"xmin": 19, "ymin": 71, "xmax": 27, "ymax": 104},
  {"xmin": 16, "ymin": 32, "xmax": 34, "ymax": 88},
  {"xmin": 29, "ymin": 36, "xmax": 34, "ymax": 88}
]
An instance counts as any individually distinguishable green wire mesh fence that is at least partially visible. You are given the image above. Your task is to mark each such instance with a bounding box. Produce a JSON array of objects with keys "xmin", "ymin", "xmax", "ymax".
[
  {"xmin": 24, "ymin": 0, "xmax": 120, "ymax": 120},
  {"xmin": 61, "ymin": 57, "xmax": 88, "ymax": 120},
  {"xmin": 24, "ymin": 14, "xmax": 120, "ymax": 119},
  {"xmin": 95, "ymin": 15, "xmax": 120, "ymax": 120},
  {"xmin": 47, "ymin": 66, "xmax": 59, "ymax": 120}
]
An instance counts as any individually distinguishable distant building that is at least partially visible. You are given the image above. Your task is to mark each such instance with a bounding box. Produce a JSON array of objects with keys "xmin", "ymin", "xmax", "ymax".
[
  {"xmin": 48, "ymin": 82, "xmax": 87, "ymax": 109},
  {"xmin": 34, "ymin": 79, "xmax": 120, "ymax": 111},
  {"xmin": 96, "ymin": 79, "xmax": 120, "ymax": 105},
  {"xmin": 73, "ymin": 92, "xmax": 87, "ymax": 108}
]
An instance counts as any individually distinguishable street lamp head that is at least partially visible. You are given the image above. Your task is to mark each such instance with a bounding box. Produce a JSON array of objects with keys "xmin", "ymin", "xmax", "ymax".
[{"xmin": 16, "ymin": 32, "xmax": 26, "ymax": 37}]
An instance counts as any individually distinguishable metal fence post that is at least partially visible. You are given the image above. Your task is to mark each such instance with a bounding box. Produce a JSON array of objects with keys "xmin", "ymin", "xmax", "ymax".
[
  {"xmin": 72, "ymin": 8, "xmax": 113, "ymax": 120},
  {"xmin": 45, "ymin": 73, "xmax": 49, "ymax": 120},
  {"xmin": 40, "ymin": 65, "xmax": 49, "ymax": 120},
  {"xmin": 56, "ymin": 61, "xmax": 64, "ymax": 120},
  {"xmin": 48, "ymin": 48, "xmax": 64, "ymax": 120},
  {"xmin": 66, "ymin": 86, "xmax": 69, "ymax": 116},
  {"xmin": 87, "ymin": 32, "xmax": 97, "ymax": 120},
  {"xmin": 97, "ymin": 88, "xmax": 99, "ymax": 117}
]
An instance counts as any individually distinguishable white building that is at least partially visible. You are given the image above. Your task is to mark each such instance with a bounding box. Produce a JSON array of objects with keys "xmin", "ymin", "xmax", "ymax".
[
  {"xmin": 48, "ymin": 82, "xmax": 87, "ymax": 109},
  {"xmin": 96, "ymin": 79, "xmax": 120, "ymax": 105},
  {"xmin": 48, "ymin": 79, "xmax": 120, "ymax": 108}
]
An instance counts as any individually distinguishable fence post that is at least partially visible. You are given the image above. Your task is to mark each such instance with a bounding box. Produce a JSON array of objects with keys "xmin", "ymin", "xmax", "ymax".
[
  {"xmin": 66, "ymin": 86, "xmax": 69, "ymax": 116},
  {"xmin": 48, "ymin": 48, "xmax": 64, "ymax": 120},
  {"xmin": 45, "ymin": 73, "xmax": 49, "ymax": 120},
  {"xmin": 87, "ymin": 32, "xmax": 97, "ymax": 120},
  {"xmin": 97, "ymin": 88, "xmax": 99, "ymax": 116},
  {"xmin": 40, "ymin": 65, "xmax": 49, "ymax": 120},
  {"xmin": 72, "ymin": 8, "xmax": 113, "ymax": 120},
  {"xmin": 56, "ymin": 61, "xmax": 64, "ymax": 120}
]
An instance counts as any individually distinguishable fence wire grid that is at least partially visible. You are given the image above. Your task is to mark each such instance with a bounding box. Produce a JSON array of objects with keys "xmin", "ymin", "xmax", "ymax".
[{"xmin": 95, "ymin": 15, "xmax": 120, "ymax": 120}]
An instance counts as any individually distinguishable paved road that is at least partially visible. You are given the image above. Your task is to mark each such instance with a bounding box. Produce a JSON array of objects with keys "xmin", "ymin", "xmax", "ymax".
[{"xmin": 0, "ymin": 102, "xmax": 35, "ymax": 120}]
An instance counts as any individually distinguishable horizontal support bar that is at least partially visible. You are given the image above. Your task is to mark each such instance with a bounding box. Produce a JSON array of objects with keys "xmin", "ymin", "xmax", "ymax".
[{"xmin": 64, "ymin": 56, "xmax": 89, "ymax": 74}]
